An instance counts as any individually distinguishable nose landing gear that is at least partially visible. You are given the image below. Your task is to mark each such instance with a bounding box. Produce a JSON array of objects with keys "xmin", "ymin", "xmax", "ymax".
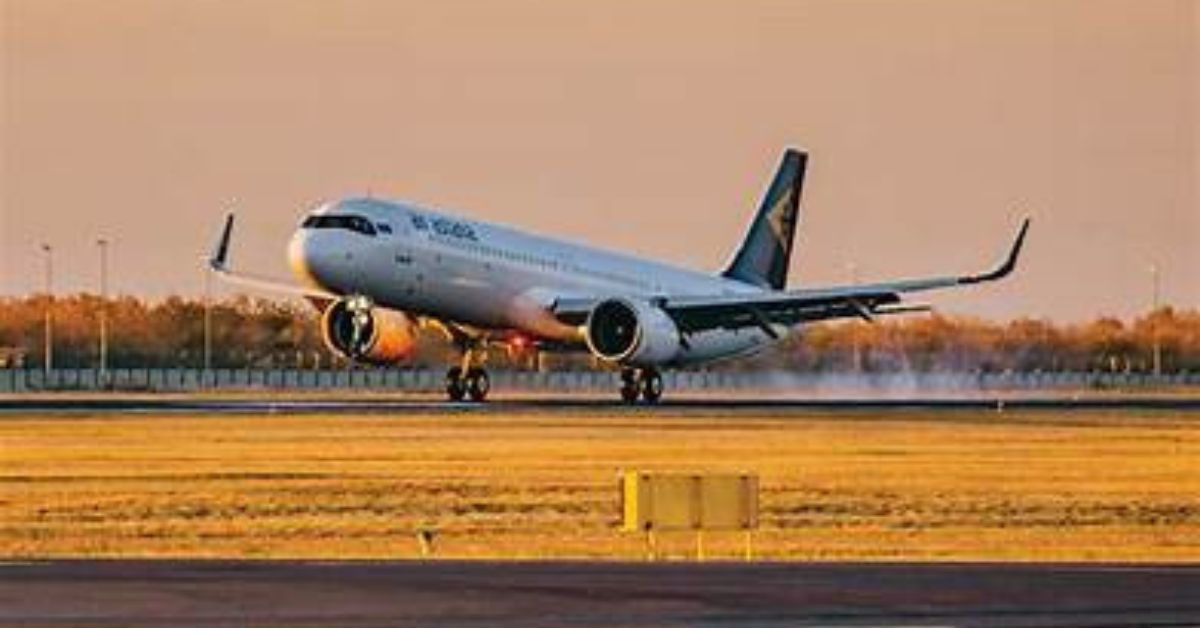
[
  {"xmin": 620, "ymin": 368, "xmax": 663, "ymax": 405},
  {"xmin": 446, "ymin": 366, "xmax": 490, "ymax": 402}
]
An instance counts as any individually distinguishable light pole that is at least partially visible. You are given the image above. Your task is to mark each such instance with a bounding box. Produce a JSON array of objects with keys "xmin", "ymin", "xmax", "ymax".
[
  {"xmin": 97, "ymin": 238, "xmax": 109, "ymax": 381},
  {"xmin": 40, "ymin": 244, "xmax": 53, "ymax": 376},
  {"xmin": 1150, "ymin": 264, "xmax": 1162, "ymax": 376},
  {"xmin": 203, "ymin": 264, "xmax": 213, "ymax": 375}
]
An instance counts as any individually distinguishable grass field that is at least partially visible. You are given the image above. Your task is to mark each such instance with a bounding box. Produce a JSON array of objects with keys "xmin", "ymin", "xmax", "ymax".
[{"xmin": 2, "ymin": 408, "xmax": 1198, "ymax": 561}]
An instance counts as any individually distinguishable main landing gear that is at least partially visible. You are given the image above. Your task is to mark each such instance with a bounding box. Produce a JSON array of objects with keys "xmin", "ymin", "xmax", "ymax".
[
  {"xmin": 445, "ymin": 339, "xmax": 491, "ymax": 402},
  {"xmin": 446, "ymin": 366, "xmax": 490, "ymax": 402},
  {"xmin": 441, "ymin": 339, "xmax": 664, "ymax": 405},
  {"xmin": 620, "ymin": 367, "xmax": 663, "ymax": 405}
]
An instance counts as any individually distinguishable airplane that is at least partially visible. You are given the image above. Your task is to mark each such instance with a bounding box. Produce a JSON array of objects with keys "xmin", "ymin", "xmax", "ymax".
[{"xmin": 210, "ymin": 148, "xmax": 1029, "ymax": 404}]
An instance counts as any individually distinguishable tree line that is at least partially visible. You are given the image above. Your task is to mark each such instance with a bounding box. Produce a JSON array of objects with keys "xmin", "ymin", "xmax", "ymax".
[
  {"xmin": 1, "ymin": 294, "xmax": 1197, "ymax": 373},
  {"xmin": 764, "ymin": 308, "xmax": 1200, "ymax": 374}
]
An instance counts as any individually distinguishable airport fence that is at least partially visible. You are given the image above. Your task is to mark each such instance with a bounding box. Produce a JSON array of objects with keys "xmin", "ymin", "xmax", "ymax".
[{"xmin": 1, "ymin": 368, "xmax": 1197, "ymax": 394}]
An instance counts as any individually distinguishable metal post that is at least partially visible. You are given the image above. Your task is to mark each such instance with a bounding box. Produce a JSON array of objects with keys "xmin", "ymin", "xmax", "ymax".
[
  {"xmin": 203, "ymin": 266, "xmax": 213, "ymax": 376},
  {"xmin": 97, "ymin": 238, "xmax": 109, "ymax": 382},
  {"xmin": 41, "ymin": 244, "xmax": 53, "ymax": 376},
  {"xmin": 1150, "ymin": 264, "xmax": 1162, "ymax": 376}
]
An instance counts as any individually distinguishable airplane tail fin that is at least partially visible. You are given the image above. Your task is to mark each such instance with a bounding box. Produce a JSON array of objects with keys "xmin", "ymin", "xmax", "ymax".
[{"xmin": 721, "ymin": 148, "xmax": 807, "ymax": 291}]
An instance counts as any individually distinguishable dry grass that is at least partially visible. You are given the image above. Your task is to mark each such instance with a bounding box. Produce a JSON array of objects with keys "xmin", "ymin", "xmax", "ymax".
[{"xmin": 2, "ymin": 408, "xmax": 1198, "ymax": 560}]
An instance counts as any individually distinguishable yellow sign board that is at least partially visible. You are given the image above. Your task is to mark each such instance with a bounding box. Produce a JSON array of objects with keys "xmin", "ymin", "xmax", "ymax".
[{"xmin": 622, "ymin": 471, "xmax": 758, "ymax": 532}]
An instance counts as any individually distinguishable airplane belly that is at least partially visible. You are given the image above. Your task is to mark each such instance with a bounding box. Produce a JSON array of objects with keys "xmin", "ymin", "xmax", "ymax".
[
  {"xmin": 672, "ymin": 328, "xmax": 775, "ymax": 366},
  {"xmin": 421, "ymin": 261, "xmax": 510, "ymax": 328},
  {"xmin": 409, "ymin": 247, "xmax": 550, "ymax": 331},
  {"xmin": 507, "ymin": 287, "xmax": 582, "ymax": 342}
]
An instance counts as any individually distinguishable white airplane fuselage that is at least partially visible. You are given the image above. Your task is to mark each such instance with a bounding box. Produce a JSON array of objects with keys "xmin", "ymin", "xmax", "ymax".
[{"xmin": 288, "ymin": 198, "xmax": 784, "ymax": 366}]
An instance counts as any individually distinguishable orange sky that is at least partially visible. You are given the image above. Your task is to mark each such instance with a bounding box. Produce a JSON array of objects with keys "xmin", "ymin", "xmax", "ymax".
[{"xmin": 2, "ymin": 0, "xmax": 1196, "ymax": 320}]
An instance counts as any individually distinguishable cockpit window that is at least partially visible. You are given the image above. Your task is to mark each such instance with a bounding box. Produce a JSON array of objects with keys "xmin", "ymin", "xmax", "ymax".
[{"xmin": 301, "ymin": 214, "xmax": 377, "ymax": 236}]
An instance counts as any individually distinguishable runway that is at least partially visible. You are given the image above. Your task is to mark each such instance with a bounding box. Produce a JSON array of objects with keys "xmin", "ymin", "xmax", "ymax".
[
  {"xmin": 2, "ymin": 394, "xmax": 1199, "ymax": 415},
  {"xmin": 2, "ymin": 560, "xmax": 1198, "ymax": 627}
]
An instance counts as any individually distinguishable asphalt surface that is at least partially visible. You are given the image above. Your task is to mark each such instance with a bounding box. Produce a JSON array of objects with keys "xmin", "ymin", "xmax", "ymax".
[
  {"xmin": 2, "ymin": 395, "xmax": 1199, "ymax": 415},
  {"xmin": 1, "ymin": 560, "xmax": 1198, "ymax": 627}
]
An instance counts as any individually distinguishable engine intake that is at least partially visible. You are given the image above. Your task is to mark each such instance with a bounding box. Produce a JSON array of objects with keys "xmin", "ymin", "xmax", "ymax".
[
  {"xmin": 321, "ymin": 296, "xmax": 417, "ymax": 364},
  {"xmin": 584, "ymin": 298, "xmax": 682, "ymax": 366}
]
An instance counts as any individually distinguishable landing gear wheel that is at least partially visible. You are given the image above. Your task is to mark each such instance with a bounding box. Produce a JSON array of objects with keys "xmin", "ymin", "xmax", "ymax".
[
  {"xmin": 620, "ymin": 382, "xmax": 640, "ymax": 404},
  {"xmin": 640, "ymin": 370, "xmax": 663, "ymax": 404},
  {"xmin": 617, "ymin": 368, "xmax": 664, "ymax": 404},
  {"xmin": 619, "ymin": 369, "xmax": 640, "ymax": 405},
  {"xmin": 445, "ymin": 367, "xmax": 466, "ymax": 402},
  {"xmin": 465, "ymin": 368, "xmax": 490, "ymax": 402}
]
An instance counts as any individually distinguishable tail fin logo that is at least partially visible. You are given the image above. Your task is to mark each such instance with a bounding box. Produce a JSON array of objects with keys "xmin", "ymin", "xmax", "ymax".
[
  {"xmin": 766, "ymin": 185, "xmax": 798, "ymax": 247},
  {"xmin": 721, "ymin": 149, "xmax": 807, "ymax": 291}
]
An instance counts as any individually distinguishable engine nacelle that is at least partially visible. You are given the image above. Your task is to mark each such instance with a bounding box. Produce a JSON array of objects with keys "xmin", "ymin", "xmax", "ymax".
[
  {"xmin": 584, "ymin": 298, "xmax": 682, "ymax": 366},
  {"xmin": 321, "ymin": 297, "xmax": 417, "ymax": 364}
]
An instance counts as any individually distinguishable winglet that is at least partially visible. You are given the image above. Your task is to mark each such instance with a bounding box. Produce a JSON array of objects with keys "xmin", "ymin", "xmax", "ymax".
[
  {"xmin": 210, "ymin": 213, "xmax": 235, "ymax": 271},
  {"xmin": 960, "ymin": 217, "xmax": 1030, "ymax": 285}
]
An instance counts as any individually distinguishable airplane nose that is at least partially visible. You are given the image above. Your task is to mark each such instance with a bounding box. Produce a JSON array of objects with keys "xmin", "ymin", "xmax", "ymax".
[{"xmin": 288, "ymin": 230, "xmax": 320, "ymax": 286}]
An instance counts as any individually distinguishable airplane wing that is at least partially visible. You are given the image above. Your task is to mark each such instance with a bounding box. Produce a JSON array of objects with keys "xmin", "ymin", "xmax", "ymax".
[
  {"xmin": 208, "ymin": 213, "xmax": 338, "ymax": 301},
  {"xmin": 552, "ymin": 219, "xmax": 1029, "ymax": 337}
]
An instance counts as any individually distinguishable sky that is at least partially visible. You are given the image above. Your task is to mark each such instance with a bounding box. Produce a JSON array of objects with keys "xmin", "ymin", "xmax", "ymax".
[{"xmin": 2, "ymin": 0, "xmax": 1197, "ymax": 321}]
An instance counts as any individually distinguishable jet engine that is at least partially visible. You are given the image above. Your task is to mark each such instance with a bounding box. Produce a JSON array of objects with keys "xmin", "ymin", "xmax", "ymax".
[
  {"xmin": 584, "ymin": 298, "xmax": 682, "ymax": 366},
  {"xmin": 321, "ymin": 296, "xmax": 417, "ymax": 364}
]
